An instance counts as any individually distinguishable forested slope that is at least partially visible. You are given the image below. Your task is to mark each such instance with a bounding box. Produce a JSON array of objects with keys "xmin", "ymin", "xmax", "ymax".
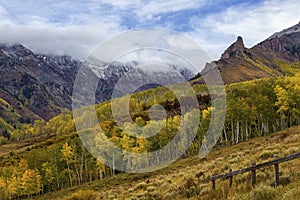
[{"xmin": 0, "ymin": 72, "xmax": 300, "ymax": 199}]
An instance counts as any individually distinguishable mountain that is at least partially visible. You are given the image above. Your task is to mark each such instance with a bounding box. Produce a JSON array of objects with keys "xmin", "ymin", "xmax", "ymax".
[
  {"xmin": 0, "ymin": 44, "xmax": 195, "ymax": 127},
  {"xmin": 0, "ymin": 44, "xmax": 73, "ymax": 123},
  {"xmin": 1, "ymin": 22, "xmax": 300, "ymax": 128},
  {"xmin": 192, "ymin": 22, "xmax": 300, "ymax": 84}
]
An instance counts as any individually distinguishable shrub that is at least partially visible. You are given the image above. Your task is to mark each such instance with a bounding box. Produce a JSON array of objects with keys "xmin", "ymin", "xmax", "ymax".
[
  {"xmin": 256, "ymin": 171, "xmax": 267, "ymax": 180},
  {"xmin": 0, "ymin": 136, "xmax": 8, "ymax": 145},
  {"xmin": 249, "ymin": 184, "xmax": 277, "ymax": 200},
  {"xmin": 278, "ymin": 132, "xmax": 289, "ymax": 140},
  {"xmin": 146, "ymin": 185, "xmax": 156, "ymax": 192},
  {"xmin": 259, "ymin": 150, "xmax": 277, "ymax": 160},
  {"xmin": 283, "ymin": 147, "xmax": 299, "ymax": 156},
  {"xmin": 199, "ymin": 184, "xmax": 210, "ymax": 196},
  {"xmin": 134, "ymin": 181, "xmax": 147, "ymax": 190},
  {"xmin": 279, "ymin": 175, "xmax": 290, "ymax": 186},
  {"xmin": 282, "ymin": 185, "xmax": 300, "ymax": 199},
  {"xmin": 162, "ymin": 191, "xmax": 177, "ymax": 200},
  {"xmin": 178, "ymin": 176, "xmax": 200, "ymax": 198},
  {"xmin": 63, "ymin": 189, "xmax": 98, "ymax": 200},
  {"xmin": 136, "ymin": 192, "xmax": 147, "ymax": 198},
  {"xmin": 9, "ymin": 151, "xmax": 16, "ymax": 157},
  {"xmin": 244, "ymin": 149, "xmax": 251, "ymax": 154},
  {"xmin": 107, "ymin": 195, "xmax": 115, "ymax": 200}
]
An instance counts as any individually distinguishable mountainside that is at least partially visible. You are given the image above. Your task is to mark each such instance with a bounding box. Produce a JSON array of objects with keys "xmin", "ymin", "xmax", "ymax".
[
  {"xmin": 192, "ymin": 22, "xmax": 300, "ymax": 84},
  {"xmin": 1, "ymin": 22, "xmax": 300, "ymax": 129},
  {"xmin": 0, "ymin": 44, "xmax": 195, "ymax": 127},
  {"xmin": 0, "ymin": 44, "xmax": 73, "ymax": 123}
]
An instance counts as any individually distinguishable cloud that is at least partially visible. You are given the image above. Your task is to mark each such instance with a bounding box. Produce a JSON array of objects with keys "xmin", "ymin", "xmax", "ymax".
[
  {"xmin": 99, "ymin": 0, "xmax": 143, "ymax": 9},
  {"xmin": 0, "ymin": 0, "xmax": 125, "ymax": 26},
  {"xmin": 1, "ymin": 0, "xmax": 300, "ymax": 61},
  {"xmin": 137, "ymin": 0, "xmax": 209, "ymax": 20},
  {"xmin": 0, "ymin": 4, "xmax": 12, "ymax": 24},
  {"xmin": 84, "ymin": 28, "xmax": 211, "ymax": 75},
  {"xmin": 0, "ymin": 23, "xmax": 124, "ymax": 60},
  {"xmin": 0, "ymin": 4, "xmax": 7, "ymax": 15},
  {"xmin": 0, "ymin": 1, "xmax": 127, "ymax": 59}
]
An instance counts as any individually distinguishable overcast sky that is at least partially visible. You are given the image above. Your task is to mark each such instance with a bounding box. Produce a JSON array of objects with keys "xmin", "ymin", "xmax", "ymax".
[{"xmin": 0, "ymin": 0, "xmax": 300, "ymax": 60}]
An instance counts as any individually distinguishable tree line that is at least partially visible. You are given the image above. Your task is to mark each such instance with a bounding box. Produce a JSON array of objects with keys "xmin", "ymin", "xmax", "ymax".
[{"xmin": 0, "ymin": 73, "xmax": 299, "ymax": 198}]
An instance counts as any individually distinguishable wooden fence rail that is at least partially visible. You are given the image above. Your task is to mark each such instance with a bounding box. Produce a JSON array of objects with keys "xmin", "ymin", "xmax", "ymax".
[{"xmin": 210, "ymin": 152, "xmax": 300, "ymax": 189}]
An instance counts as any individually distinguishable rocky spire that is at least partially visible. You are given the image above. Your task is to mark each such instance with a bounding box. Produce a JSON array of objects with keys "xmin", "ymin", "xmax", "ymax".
[{"xmin": 221, "ymin": 36, "xmax": 245, "ymax": 59}]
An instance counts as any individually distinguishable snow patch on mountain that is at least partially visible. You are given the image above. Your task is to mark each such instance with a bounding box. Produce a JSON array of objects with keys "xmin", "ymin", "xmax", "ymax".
[
  {"xmin": 86, "ymin": 57, "xmax": 195, "ymax": 81},
  {"xmin": 268, "ymin": 22, "xmax": 300, "ymax": 39}
]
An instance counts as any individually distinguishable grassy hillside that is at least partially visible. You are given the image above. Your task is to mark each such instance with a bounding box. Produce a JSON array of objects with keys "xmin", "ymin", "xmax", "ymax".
[
  {"xmin": 34, "ymin": 125, "xmax": 300, "ymax": 200},
  {"xmin": 1, "ymin": 70, "xmax": 300, "ymax": 200},
  {"xmin": 0, "ymin": 97, "xmax": 21, "ymax": 144},
  {"xmin": 1, "ymin": 73, "xmax": 300, "ymax": 200},
  {"xmin": 0, "ymin": 97, "xmax": 21, "ymax": 129}
]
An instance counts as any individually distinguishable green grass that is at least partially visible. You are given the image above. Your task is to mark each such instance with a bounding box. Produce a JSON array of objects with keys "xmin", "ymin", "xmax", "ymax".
[
  {"xmin": 274, "ymin": 59, "xmax": 300, "ymax": 75},
  {"xmin": 243, "ymin": 54, "xmax": 276, "ymax": 76},
  {"xmin": 0, "ymin": 96, "xmax": 22, "ymax": 130},
  {"xmin": 0, "ymin": 117, "xmax": 14, "ymax": 131},
  {"xmin": 32, "ymin": 125, "xmax": 300, "ymax": 200},
  {"xmin": 0, "ymin": 98, "xmax": 11, "ymax": 108},
  {"xmin": 0, "ymin": 132, "xmax": 76, "ymax": 159}
]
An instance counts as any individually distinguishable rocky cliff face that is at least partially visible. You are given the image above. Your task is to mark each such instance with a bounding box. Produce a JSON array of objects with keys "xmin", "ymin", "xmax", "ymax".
[
  {"xmin": 260, "ymin": 22, "xmax": 300, "ymax": 59},
  {"xmin": 221, "ymin": 36, "xmax": 245, "ymax": 59}
]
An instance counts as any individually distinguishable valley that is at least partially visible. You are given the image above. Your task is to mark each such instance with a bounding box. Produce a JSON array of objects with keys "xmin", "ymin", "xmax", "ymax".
[{"xmin": 1, "ymin": 22, "xmax": 300, "ymax": 200}]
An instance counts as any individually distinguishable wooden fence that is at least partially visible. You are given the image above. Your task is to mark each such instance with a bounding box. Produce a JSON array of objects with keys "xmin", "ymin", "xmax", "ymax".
[{"xmin": 210, "ymin": 152, "xmax": 300, "ymax": 189}]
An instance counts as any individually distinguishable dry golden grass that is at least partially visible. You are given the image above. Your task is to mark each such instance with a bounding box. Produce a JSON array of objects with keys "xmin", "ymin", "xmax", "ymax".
[{"xmin": 35, "ymin": 126, "xmax": 300, "ymax": 200}]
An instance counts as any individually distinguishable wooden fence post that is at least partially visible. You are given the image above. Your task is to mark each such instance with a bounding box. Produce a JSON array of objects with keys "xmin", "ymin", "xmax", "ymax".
[
  {"xmin": 251, "ymin": 162, "xmax": 256, "ymax": 187},
  {"xmin": 211, "ymin": 173, "xmax": 216, "ymax": 190},
  {"xmin": 274, "ymin": 154, "xmax": 279, "ymax": 187},
  {"xmin": 229, "ymin": 168, "xmax": 233, "ymax": 188},
  {"xmin": 212, "ymin": 179, "xmax": 216, "ymax": 190}
]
